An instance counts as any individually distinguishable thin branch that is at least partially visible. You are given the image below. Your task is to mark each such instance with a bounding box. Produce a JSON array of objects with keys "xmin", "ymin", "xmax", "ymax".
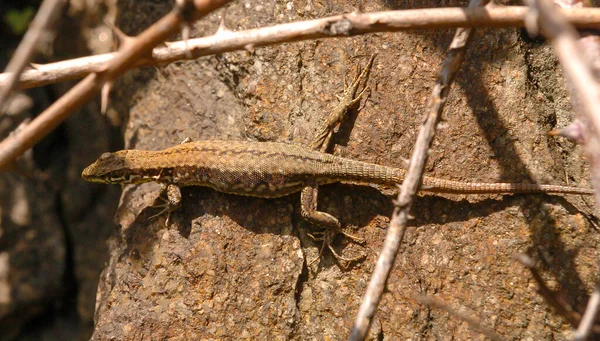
[
  {"xmin": 527, "ymin": 0, "xmax": 600, "ymax": 205},
  {"xmin": 0, "ymin": 0, "xmax": 231, "ymax": 171},
  {"xmin": 514, "ymin": 254, "xmax": 583, "ymax": 327},
  {"xmin": 0, "ymin": 0, "xmax": 65, "ymax": 112},
  {"xmin": 529, "ymin": 2, "xmax": 600, "ymax": 337},
  {"xmin": 417, "ymin": 296, "xmax": 507, "ymax": 341},
  {"xmin": 2, "ymin": 6, "xmax": 600, "ymax": 90},
  {"xmin": 574, "ymin": 283, "xmax": 600, "ymax": 341},
  {"xmin": 348, "ymin": 1, "xmax": 485, "ymax": 339}
]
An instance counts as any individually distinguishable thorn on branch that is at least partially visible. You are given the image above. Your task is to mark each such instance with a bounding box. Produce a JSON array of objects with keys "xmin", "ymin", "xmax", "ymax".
[
  {"xmin": 101, "ymin": 81, "xmax": 112, "ymax": 115},
  {"xmin": 324, "ymin": 18, "xmax": 354, "ymax": 36},
  {"xmin": 175, "ymin": 0, "xmax": 196, "ymax": 23},
  {"xmin": 548, "ymin": 119, "xmax": 585, "ymax": 143},
  {"xmin": 217, "ymin": 9, "xmax": 231, "ymax": 34},
  {"xmin": 104, "ymin": 20, "xmax": 132, "ymax": 48}
]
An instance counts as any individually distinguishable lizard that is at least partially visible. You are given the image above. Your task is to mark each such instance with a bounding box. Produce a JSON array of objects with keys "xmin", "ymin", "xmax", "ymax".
[{"xmin": 82, "ymin": 55, "xmax": 594, "ymax": 265}]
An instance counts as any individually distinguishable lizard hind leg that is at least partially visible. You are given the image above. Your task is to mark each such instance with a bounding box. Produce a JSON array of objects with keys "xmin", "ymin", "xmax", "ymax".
[
  {"xmin": 307, "ymin": 228, "xmax": 366, "ymax": 268},
  {"xmin": 301, "ymin": 184, "xmax": 365, "ymax": 267}
]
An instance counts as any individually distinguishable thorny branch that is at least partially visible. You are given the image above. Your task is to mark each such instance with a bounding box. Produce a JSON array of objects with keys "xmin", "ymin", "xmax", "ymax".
[
  {"xmin": 2, "ymin": 6, "xmax": 600, "ymax": 91},
  {"xmin": 526, "ymin": 0, "xmax": 600, "ymax": 339},
  {"xmin": 349, "ymin": 0, "xmax": 486, "ymax": 339},
  {"xmin": 1, "ymin": 0, "xmax": 598, "ymax": 339},
  {"xmin": 0, "ymin": 0, "xmax": 65, "ymax": 111},
  {"xmin": 0, "ymin": 0, "xmax": 232, "ymax": 171},
  {"xmin": 527, "ymin": 0, "xmax": 600, "ymax": 206}
]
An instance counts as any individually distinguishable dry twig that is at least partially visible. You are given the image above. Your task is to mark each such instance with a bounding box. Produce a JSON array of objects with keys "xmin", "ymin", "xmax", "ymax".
[
  {"xmin": 2, "ymin": 6, "xmax": 600, "ymax": 91},
  {"xmin": 417, "ymin": 296, "xmax": 507, "ymax": 341},
  {"xmin": 514, "ymin": 254, "xmax": 582, "ymax": 326},
  {"xmin": 526, "ymin": 0, "xmax": 600, "ymax": 204},
  {"xmin": 574, "ymin": 282, "xmax": 600, "ymax": 341},
  {"xmin": 515, "ymin": 254, "xmax": 600, "ymax": 337},
  {"xmin": 526, "ymin": 0, "xmax": 600, "ymax": 338},
  {"xmin": 0, "ymin": 0, "xmax": 231, "ymax": 171},
  {"xmin": 348, "ymin": 0, "xmax": 485, "ymax": 339},
  {"xmin": 0, "ymin": 0, "xmax": 65, "ymax": 112}
]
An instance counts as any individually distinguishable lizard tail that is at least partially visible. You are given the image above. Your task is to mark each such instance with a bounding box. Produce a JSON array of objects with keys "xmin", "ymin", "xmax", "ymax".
[{"xmin": 420, "ymin": 175, "xmax": 595, "ymax": 195}]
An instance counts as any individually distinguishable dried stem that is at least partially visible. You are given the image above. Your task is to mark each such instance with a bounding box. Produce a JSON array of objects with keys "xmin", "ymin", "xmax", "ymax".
[
  {"xmin": 514, "ymin": 254, "xmax": 582, "ymax": 327},
  {"xmin": 348, "ymin": 1, "xmax": 484, "ymax": 339},
  {"xmin": 417, "ymin": 296, "xmax": 507, "ymax": 341},
  {"xmin": 0, "ymin": 0, "xmax": 65, "ymax": 111},
  {"xmin": 2, "ymin": 6, "xmax": 600, "ymax": 90},
  {"xmin": 574, "ymin": 283, "xmax": 600, "ymax": 341},
  {"xmin": 526, "ymin": 1, "xmax": 600, "ymax": 338},
  {"xmin": 527, "ymin": 0, "xmax": 600, "ymax": 204},
  {"xmin": 0, "ymin": 0, "xmax": 231, "ymax": 171}
]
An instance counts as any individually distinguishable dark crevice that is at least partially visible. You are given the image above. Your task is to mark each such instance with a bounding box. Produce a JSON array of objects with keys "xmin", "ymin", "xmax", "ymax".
[
  {"xmin": 293, "ymin": 213, "xmax": 309, "ymax": 305},
  {"xmin": 55, "ymin": 191, "xmax": 79, "ymax": 314},
  {"xmin": 295, "ymin": 254, "xmax": 309, "ymax": 305},
  {"xmin": 289, "ymin": 207, "xmax": 309, "ymax": 339},
  {"xmin": 15, "ymin": 193, "xmax": 81, "ymax": 339}
]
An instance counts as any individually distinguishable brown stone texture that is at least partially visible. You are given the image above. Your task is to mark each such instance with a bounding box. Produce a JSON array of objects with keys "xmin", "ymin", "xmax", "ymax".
[
  {"xmin": 2, "ymin": 0, "xmax": 599, "ymax": 340},
  {"xmin": 88, "ymin": 0, "xmax": 599, "ymax": 339},
  {"xmin": 89, "ymin": 0, "xmax": 600, "ymax": 339},
  {"xmin": 0, "ymin": 1, "xmax": 120, "ymax": 339}
]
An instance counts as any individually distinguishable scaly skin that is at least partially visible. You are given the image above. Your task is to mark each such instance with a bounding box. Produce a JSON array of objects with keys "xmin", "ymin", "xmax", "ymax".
[
  {"xmin": 82, "ymin": 139, "xmax": 594, "ymax": 196},
  {"xmin": 82, "ymin": 55, "xmax": 593, "ymax": 266}
]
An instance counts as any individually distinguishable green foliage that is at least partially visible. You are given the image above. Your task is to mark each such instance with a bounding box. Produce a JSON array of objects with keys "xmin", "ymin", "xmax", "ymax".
[{"xmin": 4, "ymin": 7, "xmax": 35, "ymax": 35}]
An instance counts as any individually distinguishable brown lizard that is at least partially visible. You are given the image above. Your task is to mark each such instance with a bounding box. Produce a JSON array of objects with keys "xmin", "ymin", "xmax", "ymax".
[
  {"xmin": 81, "ymin": 139, "xmax": 594, "ymax": 198},
  {"xmin": 81, "ymin": 55, "xmax": 594, "ymax": 265}
]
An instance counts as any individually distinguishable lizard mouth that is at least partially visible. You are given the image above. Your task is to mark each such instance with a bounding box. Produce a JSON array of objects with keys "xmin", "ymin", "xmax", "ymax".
[
  {"xmin": 82, "ymin": 151, "xmax": 129, "ymax": 184},
  {"xmin": 81, "ymin": 163, "xmax": 106, "ymax": 183}
]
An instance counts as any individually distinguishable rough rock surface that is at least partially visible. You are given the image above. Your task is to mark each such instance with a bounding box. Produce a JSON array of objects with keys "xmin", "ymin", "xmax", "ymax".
[
  {"xmin": 4, "ymin": 0, "xmax": 599, "ymax": 340},
  {"xmin": 89, "ymin": 0, "xmax": 600, "ymax": 339},
  {"xmin": 86, "ymin": 1, "xmax": 600, "ymax": 339},
  {"xmin": 0, "ymin": 1, "xmax": 120, "ymax": 339}
]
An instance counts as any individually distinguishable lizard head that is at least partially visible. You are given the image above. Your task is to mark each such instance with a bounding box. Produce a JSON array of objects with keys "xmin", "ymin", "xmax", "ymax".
[{"xmin": 82, "ymin": 150, "xmax": 138, "ymax": 184}]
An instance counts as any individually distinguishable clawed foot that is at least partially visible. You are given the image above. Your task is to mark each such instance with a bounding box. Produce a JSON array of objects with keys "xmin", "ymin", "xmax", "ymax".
[
  {"xmin": 307, "ymin": 226, "xmax": 366, "ymax": 268},
  {"xmin": 149, "ymin": 184, "xmax": 182, "ymax": 226},
  {"xmin": 339, "ymin": 53, "xmax": 376, "ymax": 108}
]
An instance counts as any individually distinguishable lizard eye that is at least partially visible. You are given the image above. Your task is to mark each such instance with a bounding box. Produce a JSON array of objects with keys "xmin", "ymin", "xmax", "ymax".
[{"xmin": 98, "ymin": 152, "xmax": 116, "ymax": 162}]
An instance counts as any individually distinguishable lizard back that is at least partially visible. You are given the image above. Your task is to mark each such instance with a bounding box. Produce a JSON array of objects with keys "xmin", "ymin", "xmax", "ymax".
[
  {"xmin": 82, "ymin": 140, "xmax": 401, "ymax": 198},
  {"xmin": 82, "ymin": 140, "xmax": 594, "ymax": 196}
]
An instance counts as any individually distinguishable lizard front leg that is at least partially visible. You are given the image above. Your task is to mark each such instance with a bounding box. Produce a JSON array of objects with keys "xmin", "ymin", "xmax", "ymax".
[
  {"xmin": 311, "ymin": 53, "xmax": 375, "ymax": 152},
  {"xmin": 147, "ymin": 136, "xmax": 195, "ymax": 225},
  {"xmin": 300, "ymin": 183, "xmax": 365, "ymax": 267},
  {"xmin": 149, "ymin": 137, "xmax": 194, "ymax": 225},
  {"xmin": 150, "ymin": 183, "xmax": 182, "ymax": 225}
]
